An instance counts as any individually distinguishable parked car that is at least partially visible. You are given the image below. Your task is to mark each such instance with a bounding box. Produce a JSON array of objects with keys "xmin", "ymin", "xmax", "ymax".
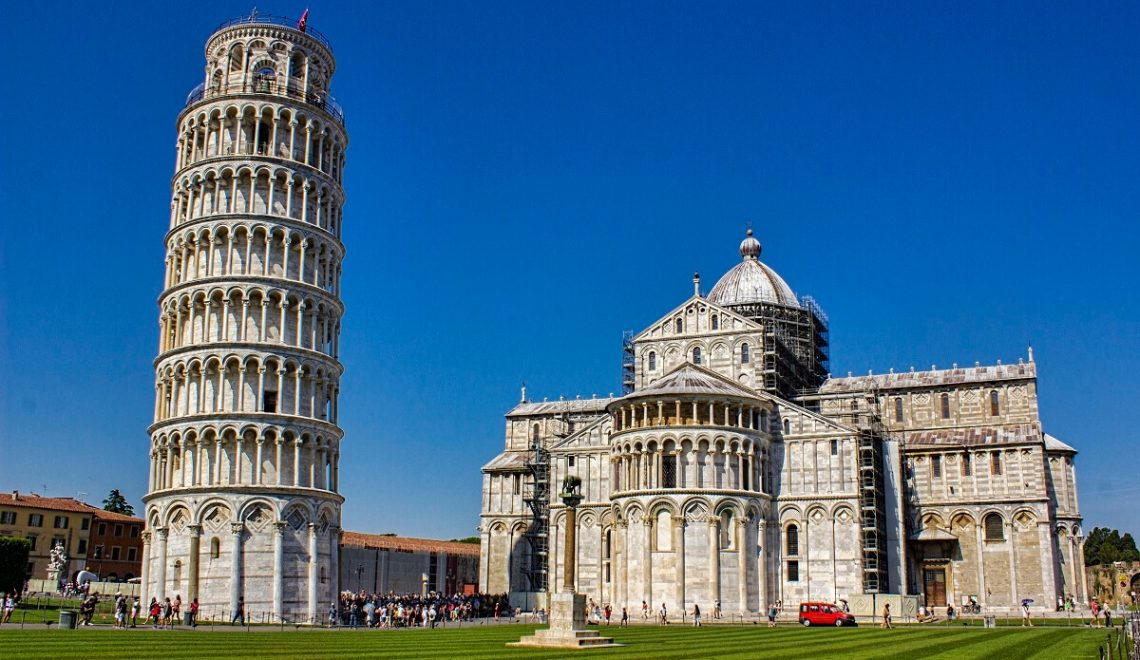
[{"xmin": 798, "ymin": 601, "xmax": 856, "ymax": 627}]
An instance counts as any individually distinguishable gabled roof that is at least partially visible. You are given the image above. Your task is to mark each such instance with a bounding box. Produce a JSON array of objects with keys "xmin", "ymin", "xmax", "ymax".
[
  {"xmin": 617, "ymin": 362, "xmax": 762, "ymax": 402},
  {"xmin": 631, "ymin": 295, "xmax": 760, "ymax": 343},
  {"xmin": 819, "ymin": 362, "xmax": 1036, "ymax": 394},
  {"xmin": 482, "ymin": 452, "xmax": 530, "ymax": 473},
  {"xmin": 507, "ymin": 397, "xmax": 615, "ymax": 417},
  {"xmin": 904, "ymin": 424, "xmax": 1041, "ymax": 449},
  {"xmin": 1044, "ymin": 433, "xmax": 1077, "ymax": 454},
  {"xmin": 341, "ymin": 531, "xmax": 480, "ymax": 557}
]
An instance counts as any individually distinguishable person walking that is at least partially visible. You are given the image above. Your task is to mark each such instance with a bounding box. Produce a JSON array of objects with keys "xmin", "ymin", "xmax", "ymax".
[
  {"xmin": 130, "ymin": 597, "xmax": 140, "ymax": 627},
  {"xmin": 189, "ymin": 598, "xmax": 199, "ymax": 628},
  {"xmin": 642, "ymin": 600, "xmax": 649, "ymax": 620},
  {"xmin": 2, "ymin": 594, "xmax": 14, "ymax": 624},
  {"xmin": 692, "ymin": 603, "xmax": 702, "ymax": 627},
  {"xmin": 659, "ymin": 603, "xmax": 668, "ymax": 625},
  {"xmin": 713, "ymin": 599, "xmax": 721, "ymax": 620},
  {"xmin": 231, "ymin": 596, "xmax": 245, "ymax": 625},
  {"xmin": 881, "ymin": 603, "xmax": 892, "ymax": 629},
  {"xmin": 1103, "ymin": 604, "xmax": 1112, "ymax": 628},
  {"xmin": 620, "ymin": 606, "xmax": 629, "ymax": 627},
  {"xmin": 767, "ymin": 603, "xmax": 778, "ymax": 627},
  {"xmin": 1021, "ymin": 601, "xmax": 1033, "ymax": 627},
  {"xmin": 171, "ymin": 595, "xmax": 181, "ymax": 627},
  {"xmin": 1091, "ymin": 598, "xmax": 1100, "ymax": 627}
]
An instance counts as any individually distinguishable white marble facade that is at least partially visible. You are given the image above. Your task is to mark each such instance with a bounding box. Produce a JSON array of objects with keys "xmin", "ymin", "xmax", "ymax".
[
  {"xmin": 481, "ymin": 232, "xmax": 1080, "ymax": 615},
  {"xmin": 143, "ymin": 16, "xmax": 347, "ymax": 623}
]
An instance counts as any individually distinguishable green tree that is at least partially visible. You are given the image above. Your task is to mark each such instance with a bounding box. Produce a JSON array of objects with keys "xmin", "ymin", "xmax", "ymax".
[
  {"xmin": 0, "ymin": 536, "xmax": 31, "ymax": 594},
  {"xmin": 450, "ymin": 536, "xmax": 480, "ymax": 545},
  {"xmin": 102, "ymin": 489, "xmax": 135, "ymax": 516},
  {"xmin": 1083, "ymin": 527, "xmax": 1140, "ymax": 565}
]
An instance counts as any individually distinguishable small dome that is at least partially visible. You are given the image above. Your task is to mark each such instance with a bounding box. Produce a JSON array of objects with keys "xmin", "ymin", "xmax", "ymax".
[
  {"xmin": 740, "ymin": 229, "xmax": 761, "ymax": 259},
  {"xmin": 707, "ymin": 230, "xmax": 800, "ymax": 308}
]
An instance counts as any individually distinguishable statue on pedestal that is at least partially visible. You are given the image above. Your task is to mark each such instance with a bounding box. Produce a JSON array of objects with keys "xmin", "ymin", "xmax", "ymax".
[{"xmin": 48, "ymin": 542, "xmax": 69, "ymax": 592}]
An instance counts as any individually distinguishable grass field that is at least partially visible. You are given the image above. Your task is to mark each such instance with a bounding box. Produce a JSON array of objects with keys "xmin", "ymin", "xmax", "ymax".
[{"xmin": 0, "ymin": 622, "xmax": 1119, "ymax": 659}]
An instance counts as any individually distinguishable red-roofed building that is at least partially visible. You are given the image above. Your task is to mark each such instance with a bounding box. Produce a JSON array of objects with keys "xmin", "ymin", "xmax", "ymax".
[
  {"xmin": 340, "ymin": 531, "xmax": 479, "ymax": 596},
  {"xmin": 0, "ymin": 490, "xmax": 143, "ymax": 584},
  {"xmin": 88, "ymin": 509, "xmax": 145, "ymax": 582}
]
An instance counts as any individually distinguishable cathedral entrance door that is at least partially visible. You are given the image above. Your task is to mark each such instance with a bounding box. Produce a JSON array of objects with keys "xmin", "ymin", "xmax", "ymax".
[{"xmin": 923, "ymin": 568, "xmax": 947, "ymax": 607}]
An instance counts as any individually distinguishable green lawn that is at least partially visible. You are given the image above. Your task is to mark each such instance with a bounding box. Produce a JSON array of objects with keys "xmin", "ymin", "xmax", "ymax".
[{"xmin": 0, "ymin": 623, "xmax": 1118, "ymax": 659}]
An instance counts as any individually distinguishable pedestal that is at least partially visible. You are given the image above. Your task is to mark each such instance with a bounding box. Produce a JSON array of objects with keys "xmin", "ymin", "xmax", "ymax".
[{"xmin": 509, "ymin": 593, "xmax": 622, "ymax": 649}]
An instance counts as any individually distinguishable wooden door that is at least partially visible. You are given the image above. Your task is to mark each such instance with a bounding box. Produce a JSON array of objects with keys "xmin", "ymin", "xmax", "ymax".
[{"xmin": 924, "ymin": 568, "xmax": 946, "ymax": 606}]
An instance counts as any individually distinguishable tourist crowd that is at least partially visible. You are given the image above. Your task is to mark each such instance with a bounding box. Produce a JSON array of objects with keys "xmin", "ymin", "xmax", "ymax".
[{"xmin": 331, "ymin": 591, "xmax": 511, "ymax": 628}]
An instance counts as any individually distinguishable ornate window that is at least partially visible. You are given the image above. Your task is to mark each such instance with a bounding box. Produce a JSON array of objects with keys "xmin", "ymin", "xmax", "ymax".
[
  {"xmin": 675, "ymin": 318, "xmax": 683, "ymax": 333},
  {"xmin": 962, "ymin": 453, "xmax": 972, "ymax": 476},
  {"xmin": 831, "ymin": 439, "xmax": 839, "ymax": 456},
  {"xmin": 984, "ymin": 513, "xmax": 1005, "ymax": 541},
  {"xmin": 894, "ymin": 397, "xmax": 903, "ymax": 422},
  {"xmin": 787, "ymin": 561, "xmax": 800, "ymax": 582},
  {"xmin": 662, "ymin": 455, "xmax": 677, "ymax": 488},
  {"xmin": 932, "ymin": 455, "xmax": 942, "ymax": 478},
  {"xmin": 991, "ymin": 452, "xmax": 1002, "ymax": 476},
  {"xmin": 711, "ymin": 315, "xmax": 719, "ymax": 330},
  {"xmin": 990, "ymin": 390, "xmax": 1000, "ymax": 416},
  {"xmin": 786, "ymin": 524, "xmax": 799, "ymax": 556},
  {"xmin": 940, "ymin": 393, "xmax": 950, "ymax": 419},
  {"xmin": 210, "ymin": 537, "xmax": 221, "ymax": 559},
  {"xmin": 741, "ymin": 343, "xmax": 750, "ymax": 363},
  {"xmin": 648, "ymin": 351, "xmax": 656, "ymax": 371},
  {"xmin": 692, "ymin": 347, "xmax": 702, "ymax": 365}
]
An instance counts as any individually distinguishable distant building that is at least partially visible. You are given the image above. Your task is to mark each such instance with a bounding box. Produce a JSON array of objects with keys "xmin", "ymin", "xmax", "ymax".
[
  {"xmin": 0, "ymin": 491, "xmax": 144, "ymax": 584},
  {"xmin": 480, "ymin": 230, "xmax": 1083, "ymax": 614},
  {"xmin": 339, "ymin": 532, "xmax": 479, "ymax": 595},
  {"xmin": 88, "ymin": 510, "xmax": 145, "ymax": 582}
]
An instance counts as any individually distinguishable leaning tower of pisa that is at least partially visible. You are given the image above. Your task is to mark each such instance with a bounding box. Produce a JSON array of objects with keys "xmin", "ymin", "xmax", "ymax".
[{"xmin": 143, "ymin": 14, "xmax": 348, "ymax": 623}]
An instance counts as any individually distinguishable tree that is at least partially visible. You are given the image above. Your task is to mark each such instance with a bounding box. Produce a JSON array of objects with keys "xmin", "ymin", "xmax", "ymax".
[
  {"xmin": 102, "ymin": 489, "xmax": 135, "ymax": 516},
  {"xmin": 1083, "ymin": 527, "xmax": 1140, "ymax": 566},
  {"xmin": 0, "ymin": 536, "xmax": 31, "ymax": 594},
  {"xmin": 450, "ymin": 536, "xmax": 480, "ymax": 545}
]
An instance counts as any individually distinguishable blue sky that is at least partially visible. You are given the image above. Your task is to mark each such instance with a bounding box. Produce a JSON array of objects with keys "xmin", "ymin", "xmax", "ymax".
[{"xmin": 1, "ymin": 1, "xmax": 1137, "ymax": 540}]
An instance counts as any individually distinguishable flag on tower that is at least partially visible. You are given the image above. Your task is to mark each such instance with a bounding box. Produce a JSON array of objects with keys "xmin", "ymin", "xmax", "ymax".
[{"xmin": 297, "ymin": 8, "xmax": 309, "ymax": 32}]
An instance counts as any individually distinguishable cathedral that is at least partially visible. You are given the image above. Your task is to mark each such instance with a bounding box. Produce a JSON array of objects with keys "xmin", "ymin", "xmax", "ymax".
[{"xmin": 479, "ymin": 230, "xmax": 1086, "ymax": 615}]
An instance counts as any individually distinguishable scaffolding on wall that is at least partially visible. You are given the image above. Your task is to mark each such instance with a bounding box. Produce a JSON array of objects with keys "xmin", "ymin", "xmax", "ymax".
[
  {"xmin": 521, "ymin": 437, "xmax": 551, "ymax": 593},
  {"xmin": 621, "ymin": 330, "xmax": 636, "ymax": 395}
]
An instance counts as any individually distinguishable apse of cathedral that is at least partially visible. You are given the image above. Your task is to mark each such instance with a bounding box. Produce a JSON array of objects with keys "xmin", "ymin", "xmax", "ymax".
[{"xmin": 480, "ymin": 230, "xmax": 1084, "ymax": 614}]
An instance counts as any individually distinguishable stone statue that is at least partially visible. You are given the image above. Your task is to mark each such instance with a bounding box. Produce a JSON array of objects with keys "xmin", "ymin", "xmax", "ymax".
[
  {"xmin": 49, "ymin": 542, "xmax": 68, "ymax": 573},
  {"xmin": 560, "ymin": 475, "xmax": 582, "ymax": 497},
  {"xmin": 48, "ymin": 541, "xmax": 69, "ymax": 591}
]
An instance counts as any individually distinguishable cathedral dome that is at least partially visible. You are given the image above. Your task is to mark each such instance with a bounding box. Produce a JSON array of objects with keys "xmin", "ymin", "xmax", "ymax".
[{"xmin": 706, "ymin": 230, "xmax": 800, "ymax": 308}]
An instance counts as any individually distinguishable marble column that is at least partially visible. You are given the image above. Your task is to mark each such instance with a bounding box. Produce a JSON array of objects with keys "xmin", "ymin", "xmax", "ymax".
[
  {"xmin": 273, "ymin": 522, "xmax": 285, "ymax": 618},
  {"xmin": 155, "ymin": 528, "xmax": 169, "ymax": 600},
  {"xmin": 230, "ymin": 523, "xmax": 244, "ymax": 616},
  {"xmin": 708, "ymin": 519, "xmax": 720, "ymax": 609},
  {"xmin": 188, "ymin": 525, "xmax": 202, "ymax": 604},
  {"xmin": 564, "ymin": 508, "xmax": 578, "ymax": 593},
  {"xmin": 673, "ymin": 518, "xmax": 686, "ymax": 615},
  {"xmin": 307, "ymin": 523, "xmax": 319, "ymax": 623},
  {"xmin": 1007, "ymin": 521, "xmax": 1018, "ymax": 607},
  {"xmin": 757, "ymin": 519, "xmax": 768, "ymax": 612},
  {"xmin": 140, "ymin": 531, "xmax": 152, "ymax": 602},
  {"xmin": 643, "ymin": 519, "xmax": 653, "ymax": 606},
  {"xmin": 737, "ymin": 520, "xmax": 748, "ymax": 612}
]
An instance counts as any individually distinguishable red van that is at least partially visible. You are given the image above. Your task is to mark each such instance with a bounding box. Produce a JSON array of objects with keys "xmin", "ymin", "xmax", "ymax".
[{"xmin": 798, "ymin": 602, "xmax": 856, "ymax": 627}]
